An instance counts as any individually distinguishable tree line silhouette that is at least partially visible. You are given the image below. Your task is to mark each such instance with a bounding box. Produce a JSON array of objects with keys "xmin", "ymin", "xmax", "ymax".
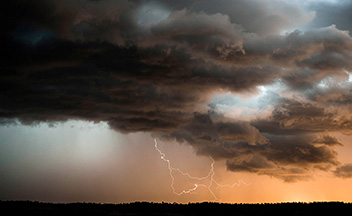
[{"xmin": 1, "ymin": 200, "xmax": 351, "ymax": 215}]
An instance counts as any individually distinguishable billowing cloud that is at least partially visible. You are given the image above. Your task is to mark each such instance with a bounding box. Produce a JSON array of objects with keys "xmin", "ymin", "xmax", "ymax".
[{"xmin": 2, "ymin": 0, "xmax": 352, "ymax": 182}]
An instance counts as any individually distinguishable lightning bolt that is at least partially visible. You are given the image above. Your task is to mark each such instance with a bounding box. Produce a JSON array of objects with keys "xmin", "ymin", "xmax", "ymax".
[{"xmin": 154, "ymin": 139, "xmax": 250, "ymax": 201}]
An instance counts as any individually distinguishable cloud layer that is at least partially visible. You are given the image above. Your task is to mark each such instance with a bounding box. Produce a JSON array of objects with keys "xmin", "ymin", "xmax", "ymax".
[{"xmin": 2, "ymin": 0, "xmax": 352, "ymax": 182}]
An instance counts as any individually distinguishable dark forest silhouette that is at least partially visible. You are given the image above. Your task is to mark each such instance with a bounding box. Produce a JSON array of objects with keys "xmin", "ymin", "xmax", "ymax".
[{"xmin": 1, "ymin": 200, "xmax": 351, "ymax": 216}]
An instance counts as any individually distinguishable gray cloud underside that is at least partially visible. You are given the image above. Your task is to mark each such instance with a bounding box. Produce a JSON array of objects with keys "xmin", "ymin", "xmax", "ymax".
[{"xmin": 2, "ymin": 0, "xmax": 352, "ymax": 182}]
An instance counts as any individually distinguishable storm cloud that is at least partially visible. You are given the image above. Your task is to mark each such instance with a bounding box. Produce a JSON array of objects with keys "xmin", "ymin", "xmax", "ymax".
[{"xmin": 2, "ymin": 0, "xmax": 352, "ymax": 182}]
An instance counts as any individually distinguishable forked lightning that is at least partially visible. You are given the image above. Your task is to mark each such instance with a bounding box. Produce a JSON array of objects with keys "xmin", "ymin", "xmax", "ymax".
[{"xmin": 154, "ymin": 139, "xmax": 249, "ymax": 201}]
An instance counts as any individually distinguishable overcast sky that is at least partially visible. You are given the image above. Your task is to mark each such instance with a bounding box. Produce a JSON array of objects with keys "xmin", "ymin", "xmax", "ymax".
[{"xmin": 2, "ymin": 0, "xmax": 352, "ymax": 203}]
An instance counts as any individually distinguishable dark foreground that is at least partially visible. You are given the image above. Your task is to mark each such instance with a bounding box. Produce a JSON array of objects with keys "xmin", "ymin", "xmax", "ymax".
[{"xmin": 1, "ymin": 201, "xmax": 351, "ymax": 216}]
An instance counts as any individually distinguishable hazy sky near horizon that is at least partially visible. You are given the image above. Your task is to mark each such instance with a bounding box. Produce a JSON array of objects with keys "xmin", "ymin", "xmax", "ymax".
[{"xmin": 2, "ymin": 0, "xmax": 352, "ymax": 203}]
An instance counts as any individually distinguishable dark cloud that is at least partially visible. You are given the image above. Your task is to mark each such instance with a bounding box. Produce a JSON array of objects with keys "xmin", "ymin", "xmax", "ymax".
[
  {"xmin": 226, "ymin": 154, "xmax": 275, "ymax": 173},
  {"xmin": 312, "ymin": 134, "xmax": 342, "ymax": 146},
  {"xmin": 225, "ymin": 134, "xmax": 339, "ymax": 182},
  {"xmin": 333, "ymin": 164, "xmax": 352, "ymax": 178},
  {"xmin": 165, "ymin": 113, "xmax": 339, "ymax": 182},
  {"xmin": 253, "ymin": 98, "xmax": 352, "ymax": 135},
  {"xmin": 2, "ymin": 0, "xmax": 352, "ymax": 182},
  {"xmin": 168, "ymin": 112, "xmax": 268, "ymax": 153},
  {"xmin": 149, "ymin": 9, "xmax": 245, "ymax": 61},
  {"xmin": 265, "ymin": 135, "xmax": 339, "ymax": 167},
  {"xmin": 245, "ymin": 26, "xmax": 352, "ymax": 85},
  {"xmin": 226, "ymin": 158, "xmax": 312, "ymax": 183}
]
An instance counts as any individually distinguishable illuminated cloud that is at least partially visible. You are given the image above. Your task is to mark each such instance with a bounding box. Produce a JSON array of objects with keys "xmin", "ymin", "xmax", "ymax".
[{"xmin": 137, "ymin": 2, "xmax": 170, "ymax": 27}]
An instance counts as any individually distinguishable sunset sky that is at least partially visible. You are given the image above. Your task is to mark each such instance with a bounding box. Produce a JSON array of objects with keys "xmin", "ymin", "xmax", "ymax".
[{"xmin": 2, "ymin": 0, "xmax": 352, "ymax": 203}]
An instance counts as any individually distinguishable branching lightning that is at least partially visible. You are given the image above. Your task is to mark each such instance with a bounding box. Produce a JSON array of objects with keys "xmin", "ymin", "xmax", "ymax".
[{"xmin": 154, "ymin": 139, "xmax": 250, "ymax": 201}]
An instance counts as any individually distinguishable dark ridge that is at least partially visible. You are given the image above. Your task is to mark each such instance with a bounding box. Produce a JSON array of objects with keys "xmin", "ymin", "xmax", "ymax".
[{"xmin": 1, "ymin": 200, "xmax": 351, "ymax": 216}]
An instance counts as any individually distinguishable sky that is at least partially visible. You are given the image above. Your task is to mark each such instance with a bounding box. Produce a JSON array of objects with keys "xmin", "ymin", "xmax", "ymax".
[{"xmin": 1, "ymin": 0, "xmax": 352, "ymax": 203}]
